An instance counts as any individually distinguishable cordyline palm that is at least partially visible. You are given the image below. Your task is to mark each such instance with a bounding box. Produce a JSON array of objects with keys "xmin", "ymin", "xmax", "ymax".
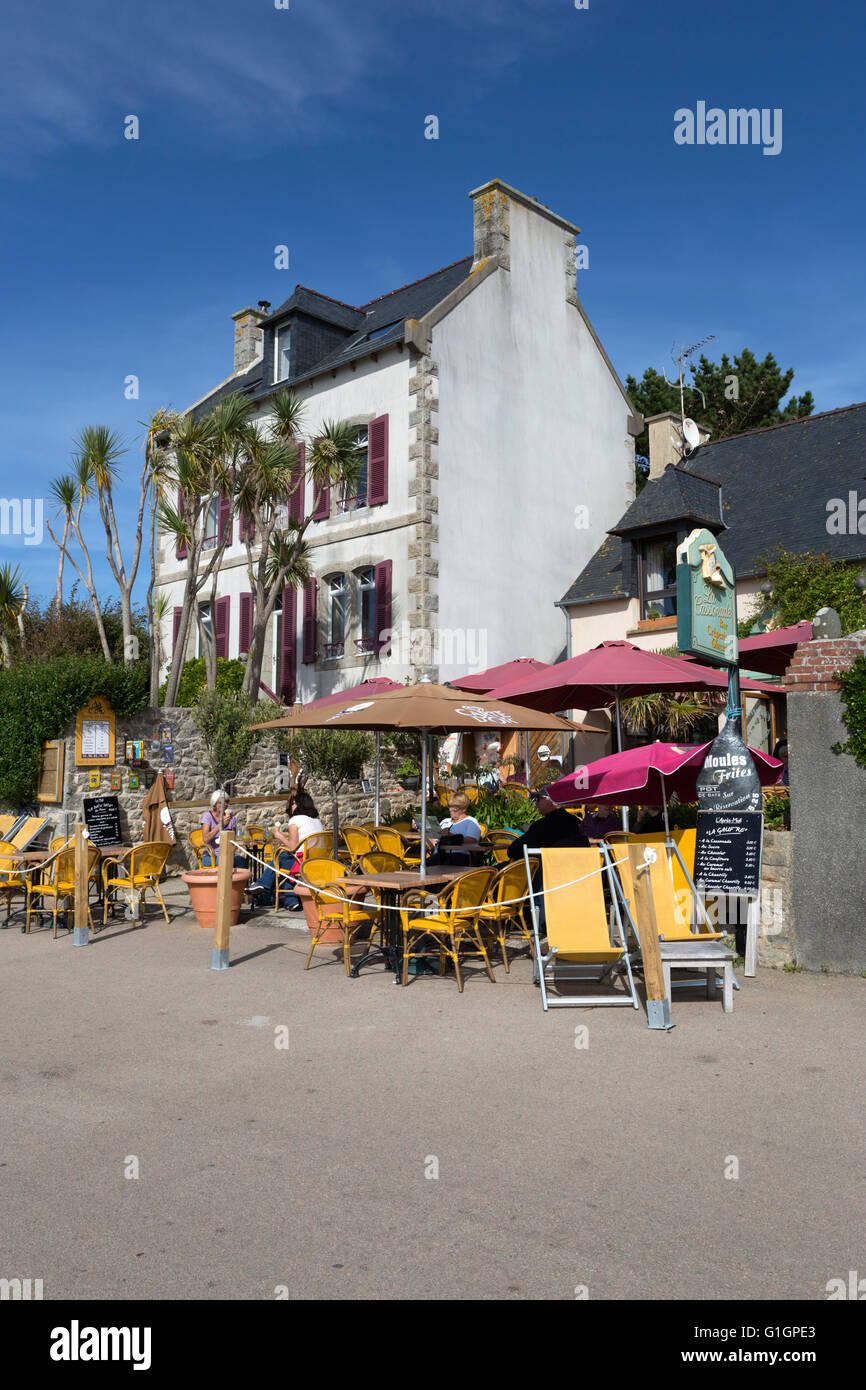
[
  {"xmin": 44, "ymin": 454, "xmax": 113, "ymax": 660},
  {"xmin": 0, "ymin": 563, "xmax": 25, "ymax": 666},
  {"xmin": 48, "ymin": 474, "xmax": 76, "ymax": 615},
  {"xmin": 621, "ymin": 691, "xmax": 720, "ymax": 740},
  {"xmin": 160, "ymin": 400, "xmax": 253, "ymax": 704},
  {"xmin": 143, "ymin": 408, "xmax": 181, "ymax": 702},
  {"xmin": 309, "ymin": 419, "xmax": 363, "ymax": 499}
]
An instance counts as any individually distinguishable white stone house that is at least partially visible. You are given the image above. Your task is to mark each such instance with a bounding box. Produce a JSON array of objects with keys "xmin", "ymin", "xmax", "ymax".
[{"xmin": 155, "ymin": 178, "xmax": 641, "ymax": 702}]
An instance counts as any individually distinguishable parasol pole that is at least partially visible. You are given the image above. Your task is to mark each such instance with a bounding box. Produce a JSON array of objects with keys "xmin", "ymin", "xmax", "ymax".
[
  {"xmin": 420, "ymin": 731, "xmax": 428, "ymax": 879},
  {"xmin": 374, "ymin": 731, "xmax": 381, "ymax": 827},
  {"xmin": 615, "ymin": 693, "xmax": 628, "ymax": 831}
]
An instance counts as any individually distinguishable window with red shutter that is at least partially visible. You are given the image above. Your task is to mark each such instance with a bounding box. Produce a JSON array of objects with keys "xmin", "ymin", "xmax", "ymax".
[
  {"xmin": 172, "ymin": 606, "xmax": 182, "ymax": 655},
  {"xmin": 215, "ymin": 596, "xmax": 231, "ymax": 659},
  {"xmin": 374, "ymin": 560, "xmax": 392, "ymax": 654},
  {"xmin": 175, "ymin": 491, "xmax": 188, "ymax": 559},
  {"xmin": 368, "ymin": 415, "xmax": 389, "ymax": 505},
  {"xmin": 281, "ymin": 585, "xmax": 297, "ymax": 704},
  {"xmin": 302, "ymin": 577, "xmax": 317, "ymax": 663},
  {"xmin": 218, "ymin": 494, "xmax": 233, "ymax": 546},
  {"xmin": 288, "ymin": 441, "xmax": 305, "ymax": 524},
  {"xmin": 312, "ymin": 439, "xmax": 329, "ymax": 520},
  {"xmin": 239, "ymin": 593, "xmax": 253, "ymax": 654}
]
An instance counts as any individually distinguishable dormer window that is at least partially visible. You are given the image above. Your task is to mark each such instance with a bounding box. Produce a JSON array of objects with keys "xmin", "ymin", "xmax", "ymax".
[
  {"xmin": 275, "ymin": 324, "xmax": 292, "ymax": 383},
  {"xmin": 639, "ymin": 533, "xmax": 678, "ymax": 619}
]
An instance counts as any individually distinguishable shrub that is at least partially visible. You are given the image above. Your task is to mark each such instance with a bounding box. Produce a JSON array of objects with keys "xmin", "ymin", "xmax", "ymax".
[
  {"xmin": 191, "ymin": 688, "xmax": 259, "ymax": 790},
  {"xmin": 159, "ymin": 657, "xmax": 246, "ymax": 707},
  {"xmin": 0, "ymin": 656, "xmax": 149, "ymax": 807},
  {"xmin": 832, "ymin": 654, "xmax": 866, "ymax": 768}
]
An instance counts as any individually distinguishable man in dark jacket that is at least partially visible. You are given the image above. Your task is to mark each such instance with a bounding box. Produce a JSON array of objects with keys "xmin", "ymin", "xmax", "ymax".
[{"xmin": 506, "ymin": 791, "xmax": 590, "ymax": 860}]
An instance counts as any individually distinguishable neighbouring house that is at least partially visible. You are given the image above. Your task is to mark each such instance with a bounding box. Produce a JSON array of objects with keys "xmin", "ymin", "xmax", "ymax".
[
  {"xmin": 155, "ymin": 178, "xmax": 641, "ymax": 702},
  {"xmin": 559, "ymin": 401, "xmax": 866, "ymax": 752}
]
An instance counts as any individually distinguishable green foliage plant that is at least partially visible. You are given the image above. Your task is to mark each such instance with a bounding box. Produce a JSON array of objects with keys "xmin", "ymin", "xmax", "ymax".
[
  {"xmin": 159, "ymin": 656, "xmax": 246, "ymax": 707},
  {"xmin": 0, "ymin": 656, "xmax": 148, "ymax": 807},
  {"xmin": 750, "ymin": 549, "xmax": 866, "ymax": 635},
  {"xmin": 832, "ymin": 654, "xmax": 866, "ymax": 768},
  {"xmin": 191, "ymin": 688, "xmax": 259, "ymax": 791}
]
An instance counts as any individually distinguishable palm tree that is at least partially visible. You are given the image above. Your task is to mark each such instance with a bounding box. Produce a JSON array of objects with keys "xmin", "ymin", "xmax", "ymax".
[
  {"xmin": 0, "ymin": 564, "xmax": 25, "ymax": 666},
  {"xmin": 48, "ymin": 474, "xmax": 77, "ymax": 615},
  {"xmin": 238, "ymin": 396, "xmax": 363, "ymax": 700},
  {"xmin": 160, "ymin": 398, "xmax": 253, "ymax": 705},
  {"xmin": 142, "ymin": 409, "xmax": 180, "ymax": 704},
  {"xmin": 44, "ymin": 455, "xmax": 112, "ymax": 660}
]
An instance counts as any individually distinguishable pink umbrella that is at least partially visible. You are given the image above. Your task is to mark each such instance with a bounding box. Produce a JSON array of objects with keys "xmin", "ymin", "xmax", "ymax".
[
  {"xmin": 449, "ymin": 657, "xmax": 551, "ymax": 693},
  {"xmin": 545, "ymin": 740, "xmax": 783, "ymax": 838}
]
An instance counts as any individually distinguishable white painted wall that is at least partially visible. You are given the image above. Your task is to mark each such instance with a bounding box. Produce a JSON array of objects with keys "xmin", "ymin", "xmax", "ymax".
[
  {"xmin": 157, "ymin": 350, "xmax": 414, "ymax": 698},
  {"xmin": 432, "ymin": 198, "xmax": 636, "ymax": 682}
]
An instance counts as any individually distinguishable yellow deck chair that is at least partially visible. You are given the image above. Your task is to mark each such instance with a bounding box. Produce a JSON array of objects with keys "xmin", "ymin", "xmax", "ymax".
[
  {"xmin": 609, "ymin": 838, "xmax": 723, "ymax": 944},
  {"xmin": 0, "ymin": 815, "xmax": 16, "ymax": 838},
  {"xmin": 11, "ymin": 816, "xmax": 50, "ymax": 850},
  {"xmin": 526, "ymin": 846, "xmax": 639, "ymax": 1011}
]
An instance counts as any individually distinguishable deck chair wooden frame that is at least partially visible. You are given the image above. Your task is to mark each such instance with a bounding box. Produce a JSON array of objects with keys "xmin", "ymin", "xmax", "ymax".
[
  {"xmin": 603, "ymin": 840, "xmax": 737, "ymax": 1010},
  {"xmin": 525, "ymin": 846, "xmax": 639, "ymax": 1011}
]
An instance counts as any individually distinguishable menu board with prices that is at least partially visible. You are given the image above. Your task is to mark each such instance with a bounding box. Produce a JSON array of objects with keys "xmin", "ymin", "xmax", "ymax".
[
  {"xmin": 83, "ymin": 795, "xmax": 123, "ymax": 848},
  {"xmin": 693, "ymin": 811, "xmax": 763, "ymax": 898}
]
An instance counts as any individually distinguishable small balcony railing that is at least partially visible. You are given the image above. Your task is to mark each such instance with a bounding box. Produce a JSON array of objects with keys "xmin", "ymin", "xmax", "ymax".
[
  {"xmin": 354, "ymin": 637, "xmax": 376, "ymax": 654},
  {"xmin": 337, "ymin": 494, "xmax": 368, "ymax": 513},
  {"xmin": 324, "ymin": 641, "xmax": 345, "ymax": 659}
]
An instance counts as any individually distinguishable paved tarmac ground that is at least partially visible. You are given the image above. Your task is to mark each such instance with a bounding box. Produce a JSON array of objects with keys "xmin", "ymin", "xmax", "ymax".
[{"xmin": 1, "ymin": 882, "xmax": 863, "ymax": 1302}]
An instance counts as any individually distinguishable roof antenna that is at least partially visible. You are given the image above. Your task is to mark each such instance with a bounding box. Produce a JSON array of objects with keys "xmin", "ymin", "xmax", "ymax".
[{"xmin": 668, "ymin": 334, "xmax": 715, "ymax": 457}]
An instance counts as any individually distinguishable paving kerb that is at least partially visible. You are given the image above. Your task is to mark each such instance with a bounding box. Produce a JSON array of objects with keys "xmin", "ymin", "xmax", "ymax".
[{"xmin": 1, "ymin": 884, "xmax": 863, "ymax": 1301}]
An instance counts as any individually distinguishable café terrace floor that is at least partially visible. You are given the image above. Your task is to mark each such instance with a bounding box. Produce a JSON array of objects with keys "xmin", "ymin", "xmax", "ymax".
[{"xmin": 1, "ymin": 877, "xmax": 863, "ymax": 1302}]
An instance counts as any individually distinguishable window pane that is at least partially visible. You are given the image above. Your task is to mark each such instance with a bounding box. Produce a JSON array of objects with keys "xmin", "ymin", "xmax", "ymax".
[
  {"xmin": 278, "ymin": 327, "xmax": 291, "ymax": 381},
  {"xmin": 645, "ymin": 538, "xmax": 677, "ymax": 591}
]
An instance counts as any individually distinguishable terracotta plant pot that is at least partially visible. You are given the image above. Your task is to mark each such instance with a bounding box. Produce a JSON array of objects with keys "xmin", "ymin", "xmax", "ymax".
[
  {"xmin": 295, "ymin": 883, "xmax": 343, "ymax": 943},
  {"xmin": 181, "ymin": 867, "xmax": 251, "ymax": 929}
]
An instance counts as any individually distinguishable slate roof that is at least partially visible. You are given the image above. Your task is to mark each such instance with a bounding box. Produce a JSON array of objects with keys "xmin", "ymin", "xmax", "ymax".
[
  {"xmin": 189, "ymin": 257, "xmax": 474, "ymax": 416},
  {"xmin": 562, "ymin": 401, "xmax": 866, "ymax": 606}
]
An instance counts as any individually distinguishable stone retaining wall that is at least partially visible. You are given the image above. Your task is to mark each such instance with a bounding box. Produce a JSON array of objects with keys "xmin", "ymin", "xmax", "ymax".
[{"xmin": 49, "ymin": 706, "xmax": 418, "ymax": 872}]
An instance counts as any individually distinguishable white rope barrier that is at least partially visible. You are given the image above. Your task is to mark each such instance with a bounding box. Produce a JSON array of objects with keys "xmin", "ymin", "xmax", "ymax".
[
  {"xmin": 0, "ymin": 843, "xmax": 68, "ymax": 881},
  {"xmin": 238, "ymin": 841, "xmax": 631, "ymax": 918}
]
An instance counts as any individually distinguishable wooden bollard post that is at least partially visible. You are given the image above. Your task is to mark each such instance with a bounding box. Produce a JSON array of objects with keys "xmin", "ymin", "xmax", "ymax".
[
  {"xmin": 211, "ymin": 831, "xmax": 234, "ymax": 971},
  {"xmin": 626, "ymin": 842, "xmax": 672, "ymax": 1031},
  {"xmin": 73, "ymin": 823, "xmax": 90, "ymax": 947}
]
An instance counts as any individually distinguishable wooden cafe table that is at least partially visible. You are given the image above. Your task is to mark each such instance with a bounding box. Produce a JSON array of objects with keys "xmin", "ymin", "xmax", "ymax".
[{"xmin": 340, "ymin": 866, "xmax": 476, "ymax": 982}]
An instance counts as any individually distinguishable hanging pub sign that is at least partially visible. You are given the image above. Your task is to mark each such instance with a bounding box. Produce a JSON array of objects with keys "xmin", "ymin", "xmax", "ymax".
[{"xmin": 676, "ymin": 527, "xmax": 738, "ymax": 666}]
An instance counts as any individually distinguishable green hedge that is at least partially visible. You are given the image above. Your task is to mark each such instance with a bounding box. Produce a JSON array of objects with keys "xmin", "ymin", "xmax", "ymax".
[
  {"xmin": 0, "ymin": 657, "xmax": 149, "ymax": 808},
  {"xmin": 833, "ymin": 654, "xmax": 866, "ymax": 768},
  {"xmin": 158, "ymin": 657, "xmax": 245, "ymax": 707}
]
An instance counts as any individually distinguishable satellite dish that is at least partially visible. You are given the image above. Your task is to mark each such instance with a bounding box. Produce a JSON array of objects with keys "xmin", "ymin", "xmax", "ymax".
[{"xmin": 682, "ymin": 418, "xmax": 701, "ymax": 451}]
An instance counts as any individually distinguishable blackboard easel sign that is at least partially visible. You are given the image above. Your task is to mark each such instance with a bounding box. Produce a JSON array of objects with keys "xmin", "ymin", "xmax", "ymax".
[
  {"xmin": 694, "ymin": 811, "xmax": 763, "ymax": 897},
  {"xmin": 83, "ymin": 795, "xmax": 123, "ymax": 848}
]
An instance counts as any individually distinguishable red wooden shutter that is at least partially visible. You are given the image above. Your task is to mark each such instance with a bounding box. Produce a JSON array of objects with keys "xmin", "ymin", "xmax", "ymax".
[
  {"xmin": 240, "ymin": 507, "xmax": 254, "ymax": 543},
  {"xmin": 281, "ymin": 585, "xmax": 297, "ymax": 704},
  {"xmin": 218, "ymin": 493, "xmax": 233, "ymax": 546},
  {"xmin": 302, "ymin": 577, "xmax": 317, "ymax": 663},
  {"xmin": 215, "ymin": 596, "xmax": 230, "ymax": 659},
  {"xmin": 312, "ymin": 439, "xmax": 329, "ymax": 520},
  {"xmin": 172, "ymin": 606, "xmax": 182, "ymax": 655},
  {"xmin": 239, "ymin": 593, "xmax": 253, "ymax": 654},
  {"xmin": 288, "ymin": 441, "xmax": 305, "ymax": 524},
  {"xmin": 368, "ymin": 415, "xmax": 389, "ymax": 505},
  {"xmin": 374, "ymin": 560, "xmax": 392, "ymax": 653},
  {"xmin": 176, "ymin": 491, "xmax": 188, "ymax": 559}
]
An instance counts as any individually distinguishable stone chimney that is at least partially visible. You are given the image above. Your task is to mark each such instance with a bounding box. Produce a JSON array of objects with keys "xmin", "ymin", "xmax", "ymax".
[
  {"xmin": 646, "ymin": 411, "xmax": 712, "ymax": 480},
  {"xmin": 231, "ymin": 306, "xmax": 269, "ymax": 374}
]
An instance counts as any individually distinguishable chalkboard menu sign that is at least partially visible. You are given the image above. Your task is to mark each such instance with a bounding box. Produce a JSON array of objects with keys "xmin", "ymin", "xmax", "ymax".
[
  {"xmin": 83, "ymin": 795, "xmax": 123, "ymax": 848},
  {"xmin": 694, "ymin": 811, "xmax": 763, "ymax": 897}
]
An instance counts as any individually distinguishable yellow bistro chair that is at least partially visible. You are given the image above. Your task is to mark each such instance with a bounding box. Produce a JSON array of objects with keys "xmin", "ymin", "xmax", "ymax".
[
  {"xmin": 477, "ymin": 857, "xmax": 540, "ymax": 971},
  {"xmin": 0, "ymin": 839, "xmax": 26, "ymax": 921},
  {"xmin": 300, "ymin": 858, "xmax": 380, "ymax": 976},
  {"xmin": 342, "ymin": 826, "xmax": 377, "ymax": 870},
  {"xmin": 302, "ymin": 832, "xmax": 334, "ymax": 861},
  {"xmin": 25, "ymin": 843, "xmax": 101, "ymax": 937},
  {"xmin": 400, "ymin": 868, "xmax": 497, "ymax": 991},
  {"xmin": 527, "ymin": 847, "xmax": 639, "ymax": 1011},
  {"xmin": 102, "ymin": 842, "xmax": 172, "ymax": 926},
  {"xmin": 373, "ymin": 827, "xmax": 410, "ymax": 861},
  {"xmin": 189, "ymin": 828, "xmax": 207, "ymax": 869}
]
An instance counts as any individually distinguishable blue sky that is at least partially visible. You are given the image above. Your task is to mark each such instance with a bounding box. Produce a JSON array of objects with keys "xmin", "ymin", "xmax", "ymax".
[{"xmin": 2, "ymin": 0, "xmax": 864, "ymax": 604}]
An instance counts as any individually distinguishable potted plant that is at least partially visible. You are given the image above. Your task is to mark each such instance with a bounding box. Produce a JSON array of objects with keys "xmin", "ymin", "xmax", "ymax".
[
  {"xmin": 394, "ymin": 757, "xmax": 421, "ymax": 791},
  {"xmin": 182, "ymin": 689, "xmax": 257, "ymax": 927}
]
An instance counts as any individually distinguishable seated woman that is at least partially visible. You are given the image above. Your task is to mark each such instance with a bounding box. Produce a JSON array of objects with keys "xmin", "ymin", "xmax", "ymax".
[
  {"xmin": 201, "ymin": 792, "xmax": 238, "ymax": 867},
  {"xmin": 247, "ymin": 790, "xmax": 324, "ymax": 910},
  {"xmin": 425, "ymin": 791, "xmax": 483, "ymax": 866}
]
